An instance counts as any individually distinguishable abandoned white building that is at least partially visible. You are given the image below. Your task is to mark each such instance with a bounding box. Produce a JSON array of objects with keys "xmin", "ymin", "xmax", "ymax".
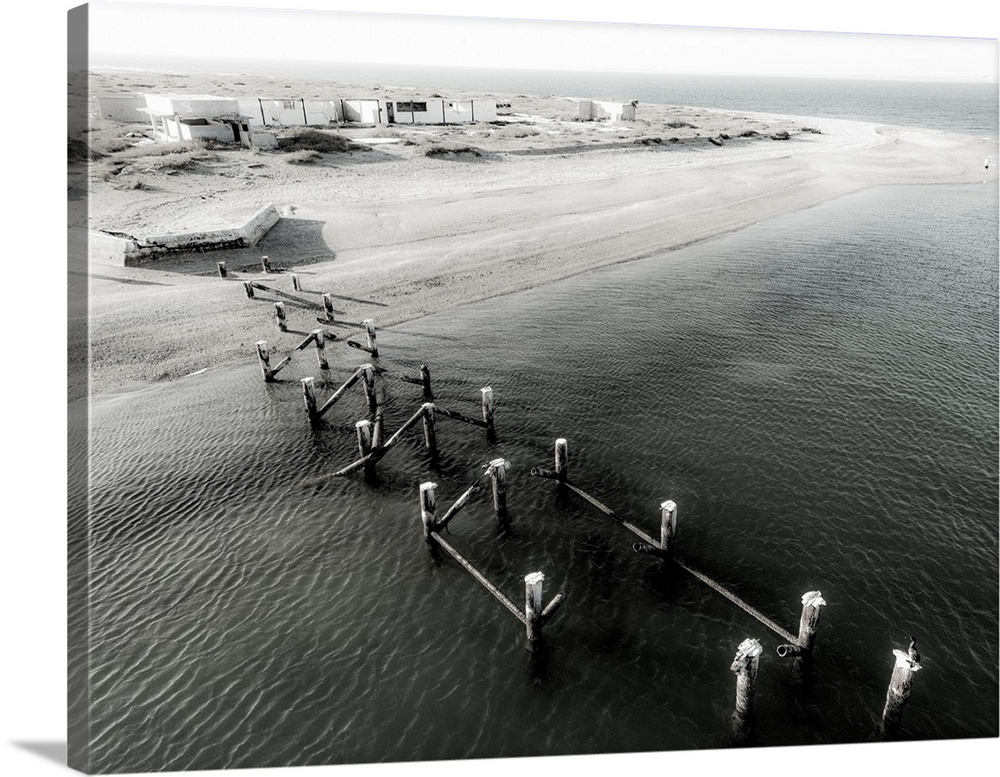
[
  {"xmin": 139, "ymin": 94, "xmax": 258, "ymax": 147},
  {"xmin": 385, "ymin": 98, "xmax": 498, "ymax": 124},
  {"xmin": 238, "ymin": 96, "xmax": 498, "ymax": 127},
  {"xmin": 578, "ymin": 99, "xmax": 637, "ymax": 122},
  {"xmin": 106, "ymin": 92, "xmax": 501, "ymax": 143},
  {"xmin": 93, "ymin": 94, "xmax": 147, "ymax": 123}
]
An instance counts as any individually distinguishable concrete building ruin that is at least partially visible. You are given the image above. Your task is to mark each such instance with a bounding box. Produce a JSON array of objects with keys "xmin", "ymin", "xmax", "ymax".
[
  {"xmin": 578, "ymin": 99, "xmax": 638, "ymax": 122},
  {"xmin": 96, "ymin": 92, "xmax": 500, "ymax": 135},
  {"xmin": 138, "ymin": 94, "xmax": 257, "ymax": 148}
]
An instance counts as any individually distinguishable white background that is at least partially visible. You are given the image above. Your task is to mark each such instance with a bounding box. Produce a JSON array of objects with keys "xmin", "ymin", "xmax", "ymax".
[{"xmin": 4, "ymin": 2, "xmax": 998, "ymax": 777}]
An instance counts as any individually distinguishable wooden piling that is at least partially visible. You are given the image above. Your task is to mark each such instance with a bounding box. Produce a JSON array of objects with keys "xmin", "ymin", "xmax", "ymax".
[
  {"xmin": 660, "ymin": 500, "xmax": 677, "ymax": 557},
  {"xmin": 420, "ymin": 364, "xmax": 432, "ymax": 400},
  {"xmin": 422, "ymin": 403, "xmax": 438, "ymax": 457},
  {"xmin": 481, "ymin": 387, "xmax": 496, "ymax": 443},
  {"xmin": 731, "ymin": 638, "xmax": 763, "ymax": 721},
  {"xmin": 361, "ymin": 365, "xmax": 378, "ymax": 414},
  {"xmin": 486, "ymin": 458, "xmax": 510, "ymax": 524},
  {"xmin": 355, "ymin": 419, "xmax": 376, "ymax": 480},
  {"xmin": 274, "ymin": 302, "xmax": 287, "ymax": 332},
  {"xmin": 311, "ymin": 329, "xmax": 328, "ymax": 370},
  {"xmin": 217, "ymin": 261, "xmax": 227, "ymax": 278},
  {"xmin": 291, "ymin": 274, "xmax": 301, "ymax": 291},
  {"xmin": 796, "ymin": 591, "xmax": 826, "ymax": 652},
  {"xmin": 301, "ymin": 377, "xmax": 318, "ymax": 424},
  {"xmin": 555, "ymin": 438, "xmax": 568, "ymax": 480},
  {"xmin": 880, "ymin": 648, "xmax": 921, "ymax": 737},
  {"xmin": 524, "ymin": 572, "xmax": 545, "ymax": 644},
  {"xmin": 364, "ymin": 319, "xmax": 378, "ymax": 357},
  {"xmin": 420, "ymin": 482, "xmax": 437, "ymax": 540},
  {"xmin": 356, "ymin": 419, "xmax": 373, "ymax": 459},
  {"xmin": 261, "ymin": 255, "xmax": 272, "ymax": 273},
  {"xmin": 371, "ymin": 406, "xmax": 385, "ymax": 449},
  {"xmin": 331, "ymin": 404, "xmax": 428, "ymax": 477},
  {"xmin": 322, "ymin": 293, "xmax": 335, "ymax": 322},
  {"xmin": 243, "ymin": 281, "xmax": 255, "ymax": 299},
  {"xmin": 255, "ymin": 340, "xmax": 273, "ymax": 382}
]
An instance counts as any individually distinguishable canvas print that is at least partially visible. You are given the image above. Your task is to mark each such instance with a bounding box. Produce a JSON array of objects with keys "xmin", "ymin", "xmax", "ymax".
[{"xmin": 67, "ymin": 2, "xmax": 999, "ymax": 774}]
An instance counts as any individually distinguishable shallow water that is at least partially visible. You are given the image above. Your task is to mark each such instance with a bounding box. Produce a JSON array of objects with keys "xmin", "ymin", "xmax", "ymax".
[{"xmin": 74, "ymin": 182, "xmax": 998, "ymax": 772}]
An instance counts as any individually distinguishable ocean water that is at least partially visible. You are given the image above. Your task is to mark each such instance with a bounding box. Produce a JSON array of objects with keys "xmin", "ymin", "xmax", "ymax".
[{"xmin": 71, "ymin": 66, "xmax": 999, "ymax": 773}]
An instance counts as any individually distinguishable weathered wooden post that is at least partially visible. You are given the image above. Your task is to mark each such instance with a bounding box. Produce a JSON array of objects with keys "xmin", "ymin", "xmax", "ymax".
[
  {"xmin": 306, "ymin": 329, "xmax": 326, "ymax": 370},
  {"xmin": 356, "ymin": 420, "xmax": 372, "ymax": 459},
  {"xmin": 796, "ymin": 591, "xmax": 825, "ymax": 651},
  {"xmin": 660, "ymin": 500, "xmax": 677, "ymax": 557},
  {"xmin": 481, "ymin": 387, "xmax": 496, "ymax": 443},
  {"xmin": 487, "ymin": 458, "xmax": 510, "ymax": 524},
  {"xmin": 355, "ymin": 419, "xmax": 376, "ymax": 480},
  {"xmin": 255, "ymin": 340, "xmax": 273, "ymax": 382},
  {"xmin": 361, "ymin": 365, "xmax": 378, "ymax": 414},
  {"xmin": 555, "ymin": 438, "xmax": 568, "ymax": 480},
  {"xmin": 217, "ymin": 261, "xmax": 227, "ymax": 278},
  {"xmin": 291, "ymin": 274, "xmax": 301, "ymax": 291},
  {"xmin": 776, "ymin": 591, "xmax": 826, "ymax": 657},
  {"xmin": 274, "ymin": 302, "xmax": 287, "ymax": 332},
  {"xmin": 524, "ymin": 572, "xmax": 545, "ymax": 645},
  {"xmin": 421, "ymin": 403, "xmax": 438, "ymax": 458},
  {"xmin": 301, "ymin": 377, "xmax": 318, "ymax": 424},
  {"xmin": 322, "ymin": 293, "xmax": 335, "ymax": 322},
  {"xmin": 243, "ymin": 281, "xmax": 255, "ymax": 299},
  {"xmin": 261, "ymin": 255, "xmax": 272, "ymax": 273},
  {"xmin": 364, "ymin": 319, "xmax": 379, "ymax": 358},
  {"xmin": 419, "ymin": 481, "xmax": 437, "ymax": 540},
  {"xmin": 731, "ymin": 638, "xmax": 763, "ymax": 724},
  {"xmin": 880, "ymin": 645, "xmax": 922, "ymax": 737},
  {"xmin": 420, "ymin": 364, "xmax": 432, "ymax": 401}
]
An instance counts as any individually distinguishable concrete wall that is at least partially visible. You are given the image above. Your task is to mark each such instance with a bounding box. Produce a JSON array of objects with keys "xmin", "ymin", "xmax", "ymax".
[
  {"xmin": 391, "ymin": 98, "xmax": 444, "ymax": 125},
  {"xmin": 157, "ymin": 118, "xmax": 235, "ymax": 144},
  {"xmin": 303, "ymin": 100, "xmax": 344, "ymax": 125},
  {"xmin": 144, "ymin": 94, "xmax": 239, "ymax": 117},
  {"xmin": 471, "ymin": 100, "xmax": 498, "ymax": 122},
  {"xmin": 85, "ymin": 229, "xmax": 143, "ymax": 265},
  {"xmin": 578, "ymin": 100, "xmax": 636, "ymax": 121},
  {"xmin": 238, "ymin": 98, "xmax": 267, "ymax": 126},
  {"xmin": 260, "ymin": 99, "xmax": 309, "ymax": 126},
  {"xmin": 93, "ymin": 94, "xmax": 146, "ymax": 123},
  {"xmin": 118, "ymin": 204, "xmax": 280, "ymax": 265},
  {"xmin": 343, "ymin": 99, "xmax": 384, "ymax": 124},
  {"xmin": 249, "ymin": 131, "xmax": 278, "ymax": 150}
]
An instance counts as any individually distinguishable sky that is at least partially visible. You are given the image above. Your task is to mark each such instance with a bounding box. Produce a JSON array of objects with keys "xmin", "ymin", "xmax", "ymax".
[{"xmin": 84, "ymin": 0, "xmax": 1000, "ymax": 82}]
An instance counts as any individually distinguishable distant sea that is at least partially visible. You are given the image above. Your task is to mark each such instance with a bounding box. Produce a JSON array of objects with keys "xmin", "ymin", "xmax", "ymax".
[
  {"xmin": 91, "ymin": 55, "xmax": 1000, "ymax": 136},
  {"xmin": 74, "ymin": 57, "xmax": 998, "ymax": 773}
]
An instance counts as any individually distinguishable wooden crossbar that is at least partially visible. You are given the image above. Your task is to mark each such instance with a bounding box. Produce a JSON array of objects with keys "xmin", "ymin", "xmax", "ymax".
[{"xmin": 430, "ymin": 533, "xmax": 526, "ymax": 625}]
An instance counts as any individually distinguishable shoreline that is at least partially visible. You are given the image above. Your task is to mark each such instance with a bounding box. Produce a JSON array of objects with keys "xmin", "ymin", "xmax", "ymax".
[{"xmin": 76, "ymin": 71, "xmax": 998, "ymax": 398}]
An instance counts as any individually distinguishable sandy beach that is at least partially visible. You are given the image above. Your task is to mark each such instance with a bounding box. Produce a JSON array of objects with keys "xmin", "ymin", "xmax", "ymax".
[{"xmin": 73, "ymin": 69, "xmax": 996, "ymax": 397}]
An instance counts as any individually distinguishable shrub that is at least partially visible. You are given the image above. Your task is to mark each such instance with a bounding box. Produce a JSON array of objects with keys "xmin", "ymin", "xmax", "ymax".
[
  {"xmin": 666, "ymin": 120, "xmax": 697, "ymax": 129},
  {"xmin": 424, "ymin": 144, "xmax": 483, "ymax": 158},
  {"xmin": 277, "ymin": 129, "xmax": 359, "ymax": 153}
]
